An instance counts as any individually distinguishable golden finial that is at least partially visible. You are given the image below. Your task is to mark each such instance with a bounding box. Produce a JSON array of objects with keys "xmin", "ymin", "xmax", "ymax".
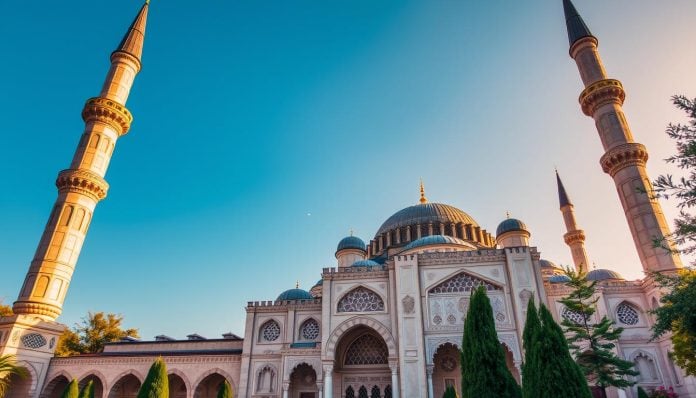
[
  {"xmin": 295, "ymin": 280, "xmax": 300, "ymax": 289},
  {"xmin": 419, "ymin": 179, "xmax": 428, "ymax": 204},
  {"xmin": 506, "ymin": 211, "xmax": 511, "ymax": 219}
]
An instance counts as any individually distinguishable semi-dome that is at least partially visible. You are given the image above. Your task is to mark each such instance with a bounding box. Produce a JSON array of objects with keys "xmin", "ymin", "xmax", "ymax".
[
  {"xmin": 586, "ymin": 269, "xmax": 624, "ymax": 281},
  {"xmin": 539, "ymin": 259, "xmax": 561, "ymax": 269},
  {"xmin": 549, "ymin": 275, "xmax": 571, "ymax": 283},
  {"xmin": 336, "ymin": 235, "xmax": 366, "ymax": 253},
  {"xmin": 276, "ymin": 288, "xmax": 313, "ymax": 301},
  {"xmin": 313, "ymin": 279, "xmax": 323, "ymax": 286},
  {"xmin": 351, "ymin": 259, "xmax": 381, "ymax": 268},
  {"xmin": 377, "ymin": 203, "xmax": 479, "ymax": 236},
  {"xmin": 496, "ymin": 218, "xmax": 529, "ymax": 236},
  {"xmin": 404, "ymin": 235, "xmax": 472, "ymax": 250}
]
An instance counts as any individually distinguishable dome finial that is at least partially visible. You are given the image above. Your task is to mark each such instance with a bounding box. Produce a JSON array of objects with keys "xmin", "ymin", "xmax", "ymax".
[
  {"xmin": 506, "ymin": 211, "xmax": 511, "ymax": 219},
  {"xmin": 419, "ymin": 179, "xmax": 428, "ymax": 204},
  {"xmin": 295, "ymin": 280, "xmax": 300, "ymax": 289}
]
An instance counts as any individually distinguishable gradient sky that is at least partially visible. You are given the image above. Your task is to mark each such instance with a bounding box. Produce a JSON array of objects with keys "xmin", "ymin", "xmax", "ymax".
[{"xmin": 1, "ymin": 1, "xmax": 695, "ymax": 339}]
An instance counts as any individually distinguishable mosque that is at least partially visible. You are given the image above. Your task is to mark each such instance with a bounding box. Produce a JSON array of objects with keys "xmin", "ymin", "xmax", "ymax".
[{"xmin": 1, "ymin": 1, "xmax": 694, "ymax": 397}]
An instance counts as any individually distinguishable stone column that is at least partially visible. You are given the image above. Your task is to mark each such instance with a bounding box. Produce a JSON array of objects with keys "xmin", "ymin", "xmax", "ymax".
[
  {"xmin": 282, "ymin": 382, "xmax": 289, "ymax": 398},
  {"xmin": 323, "ymin": 364, "xmax": 334, "ymax": 398},
  {"xmin": 426, "ymin": 365, "xmax": 435, "ymax": 398},
  {"xmin": 390, "ymin": 364, "xmax": 400, "ymax": 398},
  {"xmin": 317, "ymin": 381, "xmax": 324, "ymax": 398}
]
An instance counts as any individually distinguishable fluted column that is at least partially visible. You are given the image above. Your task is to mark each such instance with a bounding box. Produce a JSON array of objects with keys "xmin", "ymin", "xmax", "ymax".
[
  {"xmin": 12, "ymin": 2, "xmax": 149, "ymax": 321},
  {"xmin": 570, "ymin": 34, "xmax": 682, "ymax": 273}
]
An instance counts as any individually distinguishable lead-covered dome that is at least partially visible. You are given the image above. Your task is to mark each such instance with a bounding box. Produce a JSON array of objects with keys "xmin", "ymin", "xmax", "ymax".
[
  {"xmin": 336, "ymin": 236, "xmax": 366, "ymax": 253},
  {"xmin": 496, "ymin": 218, "xmax": 529, "ymax": 236},
  {"xmin": 586, "ymin": 269, "xmax": 624, "ymax": 281},
  {"xmin": 404, "ymin": 235, "xmax": 473, "ymax": 250},
  {"xmin": 277, "ymin": 288, "xmax": 313, "ymax": 301},
  {"xmin": 377, "ymin": 203, "xmax": 479, "ymax": 236}
]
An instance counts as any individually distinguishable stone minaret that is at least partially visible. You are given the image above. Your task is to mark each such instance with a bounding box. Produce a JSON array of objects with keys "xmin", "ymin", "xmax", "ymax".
[
  {"xmin": 556, "ymin": 171, "xmax": 590, "ymax": 273},
  {"xmin": 0, "ymin": 3, "xmax": 149, "ymax": 396},
  {"xmin": 563, "ymin": 0, "xmax": 682, "ymax": 273}
]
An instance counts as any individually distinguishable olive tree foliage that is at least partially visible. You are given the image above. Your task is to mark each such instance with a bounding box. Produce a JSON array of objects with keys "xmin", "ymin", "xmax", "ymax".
[{"xmin": 55, "ymin": 312, "xmax": 139, "ymax": 356}]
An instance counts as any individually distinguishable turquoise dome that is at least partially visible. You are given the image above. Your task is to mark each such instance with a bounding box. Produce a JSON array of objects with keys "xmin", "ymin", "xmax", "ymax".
[
  {"xmin": 351, "ymin": 259, "xmax": 381, "ymax": 268},
  {"xmin": 496, "ymin": 218, "xmax": 529, "ymax": 236},
  {"xmin": 549, "ymin": 275, "xmax": 571, "ymax": 283},
  {"xmin": 586, "ymin": 269, "xmax": 624, "ymax": 281},
  {"xmin": 404, "ymin": 235, "xmax": 471, "ymax": 250},
  {"xmin": 277, "ymin": 288, "xmax": 313, "ymax": 301},
  {"xmin": 336, "ymin": 236, "xmax": 366, "ymax": 253}
]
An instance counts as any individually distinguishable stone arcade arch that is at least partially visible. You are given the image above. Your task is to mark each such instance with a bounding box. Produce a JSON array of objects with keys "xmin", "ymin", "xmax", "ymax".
[
  {"xmin": 432, "ymin": 343, "xmax": 461, "ymax": 398},
  {"xmin": 41, "ymin": 372, "xmax": 71, "ymax": 398},
  {"xmin": 335, "ymin": 325, "xmax": 392, "ymax": 398},
  {"xmin": 193, "ymin": 368, "xmax": 234, "ymax": 398},
  {"xmin": 288, "ymin": 363, "xmax": 319, "ymax": 398},
  {"xmin": 108, "ymin": 372, "xmax": 142, "ymax": 398},
  {"xmin": 168, "ymin": 370, "xmax": 190, "ymax": 398},
  {"xmin": 6, "ymin": 361, "xmax": 37, "ymax": 398},
  {"xmin": 79, "ymin": 372, "xmax": 105, "ymax": 398}
]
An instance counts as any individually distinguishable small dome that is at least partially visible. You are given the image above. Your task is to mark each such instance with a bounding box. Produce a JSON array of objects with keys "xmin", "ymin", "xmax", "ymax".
[
  {"xmin": 496, "ymin": 218, "xmax": 529, "ymax": 236},
  {"xmin": 351, "ymin": 259, "xmax": 381, "ymax": 268},
  {"xmin": 586, "ymin": 269, "xmax": 624, "ymax": 281},
  {"xmin": 549, "ymin": 275, "xmax": 571, "ymax": 283},
  {"xmin": 404, "ymin": 235, "xmax": 472, "ymax": 250},
  {"xmin": 276, "ymin": 288, "xmax": 314, "ymax": 301},
  {"xmin": 313, "ymin": 279, "xmax": 323, "ymax": 286},
  {"xmin": 336, "ymin": 236, "xmax": 366, "ymax": 253},
  {"xmin": 539, "ymin": 259, "xmax": 561, "ymax": 269}
]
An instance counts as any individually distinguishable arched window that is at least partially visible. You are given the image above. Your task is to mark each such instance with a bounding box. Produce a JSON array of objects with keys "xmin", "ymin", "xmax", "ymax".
[
  {"xmin": 338, "ymin": 287, "xmax": 384, "ymax": 313},
  {"xmin": 346, "ymin": 386, "xmax": 355, "ymax": 398},
  {"xmin": 359, "ymin": 386, "xmax": 369, "ymax": 398},
  {"xmin": 561, "ymin": 307, "xmax": 587, "ymax": 325},
  {"xmin": 633, "ymin": 352, "xmax": 659, "ymax": 382},
  {"xmin": 384, "ymin": 385, "xmax": 393, "ymax": 398},
  {"xmin": 259, "ymin": 320, "xmax": 280, "ymax": 342},
  {"xmin": 344, "ymin": 333, "xmax": 388, "ymax": 365},
  {"xmin": 256, "ymin": 365, "xmax": 276, "ymax": 393},
  {"xmin": 616, "ymin": 302, "xmax": 640, "ymax": 325},
  {"xmin": 371, "ymin": 385, "xmax": 381, "ymax": 398},
  {"xmin": 429, "ymin": 272, "xmax": 500, "ymax": 294},
  {"xmin": 299, "ymin": 318, "xmax": 320, "ymax": 341}
]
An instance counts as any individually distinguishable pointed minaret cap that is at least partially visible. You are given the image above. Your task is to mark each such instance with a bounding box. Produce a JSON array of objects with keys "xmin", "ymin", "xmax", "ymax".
[
  {"xmin": 556, "ymin": 170, "xmax": 573, "ymax": 208},
  {"xmin": 112, "ymin": 1, "xmax": 150, "ymax": 66},
  {"xmin": 562, "ymin": 0, "xmax": 595, "ymax": 47}
]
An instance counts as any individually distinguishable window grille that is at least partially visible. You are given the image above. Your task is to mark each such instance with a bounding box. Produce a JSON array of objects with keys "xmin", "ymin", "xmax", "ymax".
[
  {"xmin": 345, "ymin": 333, "xmax": 388, "ymax": 365},
  {"xmin": 338, "ymin": 287, "xmax": 385, "ymax": 312}
]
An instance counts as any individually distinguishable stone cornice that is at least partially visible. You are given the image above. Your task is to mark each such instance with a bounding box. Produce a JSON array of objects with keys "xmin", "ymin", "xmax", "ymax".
[
  {"xmin": 600, "ymin": 143, "xmax": 649, "ymax": 177},
  {"xmin": 56, "ymin": 169, "xmax": 109, "ymax": 201},
  {"xmin": 49, "ymin": 354, "xmax": 241, "ymax": 366},
  {"xmin": 82, "ymin": 97, "xmax": 133, "ymax": 136},
  {"xmin": 579, "ymin": 78, "xmax": 625, "ymax": 116}
]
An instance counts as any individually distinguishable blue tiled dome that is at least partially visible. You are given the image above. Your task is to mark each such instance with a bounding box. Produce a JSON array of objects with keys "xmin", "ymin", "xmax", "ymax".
[
  {"xmin": 404, "ymin": 235, "xmax": 471, "ymax": 250},
  {"xmin": 276, "ymin": 288, "xmax": 313, "ymax": 301},
  {"xmin": 549, "ymin": 275, "xmax": 571, "ymax": 283},
  {"xmin": 377, "ymin": 203, "xmax": 478, "ymax": 236},
  {"xmin": 351, "ymin": 259, "xmax": 381, "ymax": 268},
  {"xmin": 336, "ymin": 236, "xmax": 366, "ymax": 253},
  {"xmin": 496, "ymin": 218, "xmax": 529, "ymax": 236},
  {"xmin": 586, "ymin": 269, "xmax": 624, "ymax": 281}
]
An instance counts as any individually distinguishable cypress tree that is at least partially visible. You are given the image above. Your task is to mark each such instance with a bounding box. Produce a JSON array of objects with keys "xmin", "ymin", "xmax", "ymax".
[
  {"xmin": 442, "ymin": 385, "xmax": 459, "ymax": 398},
  {"xmin": 137, "ymin": 358, "xmax": 169, "ymax": 398},
  {"xmin": 637, "ymin": 387, "xmax": 649, "ymax": 398},
  {"xmin": 60, "ymin": 379, "xmax": 79, "ymax": 398},
  {"xmin": 461, "ymin": 285, "xmax": 521, "ymax": 398},
  {"xmin": 537, "ymin": 304, "xmax": 592, "ymax": 398},
  {"xmin": 77, "ymin": 380, "xmax": 94, "ymax": 398},
  {"xmin": 217, "ymin": 380, "xmax": 233, "ymax": 398},
  {"xmin": 522, "ymin": 299, "xmax": 542, "ymax": 398}
]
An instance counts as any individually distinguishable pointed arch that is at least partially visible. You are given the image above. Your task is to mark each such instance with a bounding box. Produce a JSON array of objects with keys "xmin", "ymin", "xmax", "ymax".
[
  {"xmin": 298, "ymin": 317, "xmax": 320, "ymax": 341},
  {"xmin": 631, "ymin": 350, "xmax": 661, "ymax": 382},
  {"xmin": 40, "ymin": 371, "xmax": 72, "ymax": 398},
  {"xmin": 78, "ymin": 371, "xmax": 106, "ymax": 398},
  {"xmin": 167, "ymin": 368, "xmax": 192, "ymax": 394},
  {"xmin": 427, "ymin": 270, "xmax": 502, "ymax": 294},
  {"xmin": 255, "ymin": 363, "xmax": 278, "ymax": 394},
  {"xmin": 192, "ymin": 367, "xmax": 236, "ymax": 394},
  {"xmin": 325, "ymin": 316, "xmax": 397, "ymax": 360},
  {"xmin": 337, "ymin": 286, "xmax": 385, "ymax": 313},
  {"xmin": 258, "ymin": 318, "xmax": 282, "ymax": 342}
]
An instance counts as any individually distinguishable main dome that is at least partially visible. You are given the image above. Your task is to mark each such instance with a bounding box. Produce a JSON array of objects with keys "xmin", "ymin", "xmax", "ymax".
[{"xmin": 376, "ymin": 203, "xmax": 479, "ymax": 237}]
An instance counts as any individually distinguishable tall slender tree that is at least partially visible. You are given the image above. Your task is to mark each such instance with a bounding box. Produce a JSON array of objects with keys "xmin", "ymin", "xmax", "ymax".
[
  {"xmin": 461, "ymin": 285, "xmax": 521, "ymax": 398},
  {"xmin": 60, "ymin": 379, "xmax": 79, "ymax": 398},
  {"xmin": 137, "ymin": 358, "xmax": 169, "ymax": 398},
  {"xmin": 217, "ymin": 380, "xmax": 233, "ymax": 398},
  {"xmin": 522, "ymin": 300, "xmax": 542, "ymax": 398},
  {"xmin": 78, "ymin": 380, "xmax": 94, "ymax": 398},
  {"xmin": 560, "ymin": 269, "xmax": 637, "ymax": 398},
  {"xmin": 443, "ymin": 385, "xmax": 459, "ymax": 398}
]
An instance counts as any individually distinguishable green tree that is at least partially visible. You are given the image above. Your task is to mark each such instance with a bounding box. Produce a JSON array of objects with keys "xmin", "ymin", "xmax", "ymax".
[
  {"xmin": 0, "ymin": 354, "xmax": 28, "ymax": 398},
  {"xmin": 78, "ymin": 380, "xmax": 94, "ymax": 398},
  {"xmin": 55, "ymin": 312, "xmax": 139, "ymax": 356},
  {"xmin": 521, "ymin": 299, "xmax": 542, "ymax": 398},
  {"xmin": 442, "ymin": 385, "xmax": 459, "ymax": 398},
  {"xmin": 217, "ymin": 380, "xmax": 233, "ymax": 398},
  {"xmin": 560, "ymin": 269, "xmax": 638, "ymax": 398},
  {"xmin": 137, "ymin": 358, "xmax": 169, "ymax": 398},
  {"xmin": 637, "ymin": 386, "xmax": 649, "ymax": 398},
  {"xmin": 60, "ymin": 379, "xmax": 79, "ymax": 398},
  {"xmin": 461, "ymin": 285, "xmax": 520, "ymax": 398}
]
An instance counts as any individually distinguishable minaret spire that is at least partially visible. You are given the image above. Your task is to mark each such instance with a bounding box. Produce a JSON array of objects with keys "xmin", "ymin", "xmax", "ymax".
[
  {"xmin": 113, "ymin": 1, "xmax": 149, "ymax": 65},
  {"xmin": 563, "ymin": 1, "xmax": 681, "ymax": 272},
  {"xmin": 556, "ymin": 171, "xmax": 590, "ymax": 273},
  {"xmin": 419, "ymin": 179, "xmax": 428, "ymax": 204}
]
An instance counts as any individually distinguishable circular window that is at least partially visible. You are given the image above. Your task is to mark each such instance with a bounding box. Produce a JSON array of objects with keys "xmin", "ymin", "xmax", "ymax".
[
  {"xmin": 300, "ymin": 319, "xmax": 319, "ymax": 340},
  {"xmin": 261, "ymin": 320, "xmax": 280, "ymax": 342},
  {"xmin": 616, "ymin": 303, "xmax": 639, "ymax": 325}
]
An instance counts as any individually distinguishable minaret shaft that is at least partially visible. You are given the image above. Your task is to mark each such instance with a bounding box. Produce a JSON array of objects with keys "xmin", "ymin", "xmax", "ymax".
[
  {"xmin": 570, "ymin": 34, "xmax": 682, "ymax": 273},
  {"xmin": 12, "ymin": 5, "xmax": 147, "ymax": 321}
]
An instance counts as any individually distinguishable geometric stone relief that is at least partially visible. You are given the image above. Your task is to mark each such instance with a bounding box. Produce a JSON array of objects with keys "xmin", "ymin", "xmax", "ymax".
[
  {"xmin": 616, "ymin": 302, "xmax": 640, "ymax": 326},
  {"xmin": 428, "ymin": 293, "xmax": 508, "ymax": 330},
  {"xmin": 299, "ymin": 318, "xmax": 320, "ymax": 341},
  {"xmin": 337, "ymin": 287, "xmax": 385, "ymax": 313},
  {"xmin": 429, "ymin": 272, "xmax": 501, "ymax": 294}
]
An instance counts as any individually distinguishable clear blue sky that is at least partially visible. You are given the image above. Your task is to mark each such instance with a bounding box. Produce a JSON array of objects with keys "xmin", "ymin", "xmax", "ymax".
[{"xmin": 1, "ymin": 1, "xmax": 694, "ymax": 339}]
